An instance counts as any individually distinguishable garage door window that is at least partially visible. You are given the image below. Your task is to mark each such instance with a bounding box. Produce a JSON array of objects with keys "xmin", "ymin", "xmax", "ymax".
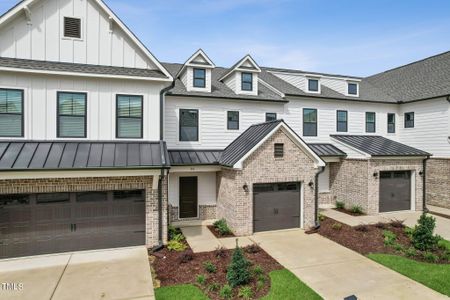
[
  {"xmin": 113, "ymin": 190, "xmax": 145, "ymax": 202},
  {"xmin": 0, "ymin": 194, "xmax": 30, "ymax": 206},
  {"xmin": 253, "ymin": 183, "xmax": 275, "ymax": 193},
  {"xmin": 76, "ymin": 191, "xmax": 108, "ymax": 202},
  {"xmin": 36, "ymin": 193, "xmax": 70, "ymax": 204}
]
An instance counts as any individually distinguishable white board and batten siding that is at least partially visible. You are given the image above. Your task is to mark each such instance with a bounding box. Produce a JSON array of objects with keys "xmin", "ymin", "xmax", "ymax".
[
  {"xmin": 0, "ymin": 71, "xmax": 164, "ymax": 140},
  {"xmin": 0, "ymin": 0, "xmax": 156, "ymax": 69},
  {"xmin": 168, "ymin": 172, "xmax": 217, "ymax": 207}
]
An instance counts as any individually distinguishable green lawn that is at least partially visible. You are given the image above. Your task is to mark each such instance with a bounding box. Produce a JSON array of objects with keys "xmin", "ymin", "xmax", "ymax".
[
  {"xmin": 368, "ymin": 254, "xmax": 450, "ymax": 297},
  {"xmin": 154, "ymin": 269, "xmax": 322, "ymax": 300}
]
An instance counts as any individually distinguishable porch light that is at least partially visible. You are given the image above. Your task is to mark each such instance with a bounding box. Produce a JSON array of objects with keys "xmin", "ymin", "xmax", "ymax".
[
  {"xmin": 308, "ymin": 181, "xmax": 314, "ymax": 188},
  {"xmin": 243, "ymin": 184, "xmax": 249, "ymax": 193},
  {"xmin": 373, "ymin": 172, "xmax": 378, "ymax": 178},
  {"xmin": 419, "ymin": 171, "xmax": 424, "ymax": 176}
]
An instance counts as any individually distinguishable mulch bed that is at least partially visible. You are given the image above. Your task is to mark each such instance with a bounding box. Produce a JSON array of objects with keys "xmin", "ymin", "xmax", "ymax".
[
  {"xmin": 207, "ymin": 225, "xmax": 235, "ymax": 238},
  {"xmin": 333, "ymin": 208, "xmax": 365, "ymax": 216},
  {"xmin": 318, "ymin": 217, "xmax": 449, "ymax": 264},
  {"xmin": 151, "ymin": 245, "xmax": 283, "ymax": 300}
]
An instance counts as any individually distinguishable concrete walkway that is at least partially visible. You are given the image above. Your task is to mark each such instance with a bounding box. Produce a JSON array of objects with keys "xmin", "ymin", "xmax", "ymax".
[
  {"xmin": 0, "ymin": 247, "xmax": 154, "ymax": 300},
  {"xmin": 251, "ymin": 230, "xmax": 446, "ymax": 300},
  {"xmin": 321, "ymin": 209, "xmax": 450, "ymax": 240},
  {"xmin": 429, "ymin": 205, "xmax": 450, "ymax": 217},
  {"xmin": 181, "ymin": 226, "xmax": 254, "ymax": 252}
]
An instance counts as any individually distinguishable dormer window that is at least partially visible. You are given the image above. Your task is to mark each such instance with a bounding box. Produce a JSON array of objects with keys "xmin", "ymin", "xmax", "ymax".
[
  {"xmin": 193, "ymin": 68, "xmax": 206, "ymax": 88},
  {"xmin": 307, "ymin": 78, "xmax": 319, "ymax": 92},
  {"xmin": 64, "ymin": 17, "xmax": 81, "ymax": 39},
  {"xmin": 241, "ymin": 72, "xmax": 253, "ymax": 91},
  {"xmin": 348, "ymin": 82, "xmax": 358, "ymax": 96}
]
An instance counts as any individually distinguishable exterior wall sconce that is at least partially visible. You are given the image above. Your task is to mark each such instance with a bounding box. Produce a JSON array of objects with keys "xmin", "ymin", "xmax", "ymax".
[
  {"xmin": 308, "ymin": 181, "xmax": 314, "ymax": 188},
  {"xmin": 373, "ymin": 172, "xmax": 378, "ymax": 178},
  {"xmin": 243, "ymin": 184, "xmax": 249, "ymax": 193},
  {"xmin": 419, "ymin": 171, "xmax": 424, "ymax": 176}
]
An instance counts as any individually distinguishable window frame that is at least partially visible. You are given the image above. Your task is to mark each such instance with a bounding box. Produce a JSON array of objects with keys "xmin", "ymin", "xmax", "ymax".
[
  {"xmin": 387, "ymin": 113, "xmax": 396, "ymax": 133},
  {"xmin": 347, "ymin": 82, "xmax": 358, "ymax": 96},
  {"xmin": 303, "ymin": 108, "xmax": 318, "ymax": 137},
  {"xmin": 57, "ymin": 91, "xmax": 87, "ymax": 138},
  {"xmin": 404, "ymin": 112, "xmax": 415, "ymax": 128},
  {"xmin": 365, "ymin": 112, "xmax": 376, "ymax": 133},
  {"xmin": 179, "ymin": 109, "xmax": 199, "ymax": 142},
  {"xmin": 227, "ymin": 111, "xmax": 239, "ymax": 130},
  {"xmin": 274, "ymin": 143, "xmax": 284, "ymax": 158},
  {"xmin": 241, "ymin": 72, "xmax": 253, "ymax": 91},
  {"xmin": 193, "ymin": 68, "xmax": 206, "ymax": 88},
  {"xmin": 265, "ymin": 112, "xmax": 277, "ymax": 122},
  {"xmin": 336, "ymin": 110, "xmax": 348, "ymax": 132},
  {"xmin": 307, "ymin": 78, "xmax": 320, "ymax": 93},
  {"xmin": 115, "ymin": 94, "xmax": 144, "ymax": 139},
  {"xmin": 0, "ymin": 88, "xmax": 24, "ymax": 138}
]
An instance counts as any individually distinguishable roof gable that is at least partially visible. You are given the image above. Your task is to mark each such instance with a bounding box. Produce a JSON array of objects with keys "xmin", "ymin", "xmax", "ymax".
[
  {"xmin": 219, "ymin": 54, "xmax": 261, "ymax": 81},
  {"xmin": 175, "ymin": 49, "xmax": 215, "ymax": 78}
]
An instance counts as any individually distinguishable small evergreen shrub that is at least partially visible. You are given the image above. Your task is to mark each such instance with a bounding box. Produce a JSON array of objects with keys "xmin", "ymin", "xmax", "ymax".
[
  {"xmin": 350, "ymin": 205, "xmax": 363, "ymax": 214},
  {"xmin": 227, "ymin": 246, "xmax": 251, "ymax": 287},
  {"xmin": 253, "ymin": 265, "xmax": 264, "ymax": 277},
  {"xmin": 207, "ymin": 283, "xmax": 220, "ymax": 292},
  {"xmin": 405, "ymin": 247, "xmax": 417, "ymax": 257},
  {"xmin": 196, "ymin": 274, "xmax": 206, "ymax": 285},
  {"xmin": 238, "ymin": 286, "xmax": 253, "ymax": 299},
  {"xmin": 214, "ymin": 219, "xmax": 233, "ymax": 236},
  {"xmin": 318, "ymin": 213, "xmax": 326, "ymax": 222},
  {"xmin": 168, "ymin": 225, "xmax": 182, "ymax": 240},
  {"xmin": 336, "ymin": 201, "xmax": 345, "ymax": 209},
  {"xmin": 219, "ymin": 284, "xmax": 233, "ymax": 299},
  {"xmin": 423, "ymin": 251, "xmax": 439, "ymax": 263},
  {"xmin": 412, "ymin": 214, "xmax": 439, "ymax": 251},
  {"xmin": 203, "ymin": 261, "xmax": 217, "ymax": 273},
  {"xmin": 404, "ymin": 227, "xmax": 414, "ymax": 238},
  {"xmin": 383, "ymin": 230, "xmax": 397, "ymax": 246},
  {"xmin": 167, "ymin": 240, "xmax": 187, "ymax": 252}
]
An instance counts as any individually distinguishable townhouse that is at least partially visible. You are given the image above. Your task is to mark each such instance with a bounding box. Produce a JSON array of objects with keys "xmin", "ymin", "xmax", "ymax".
[{"xmin": 0, "ymin": 0, "xmax": 448, "ymax": 258}]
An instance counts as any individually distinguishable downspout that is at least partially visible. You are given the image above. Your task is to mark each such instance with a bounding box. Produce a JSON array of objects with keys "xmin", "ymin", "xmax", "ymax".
[
  {"xmin": 422, "ymin": 156, "xmax": 430, "ymax": 214},
  {"xmin": 314, "ymin": 166, "xmax": 326, "ymax": 228}
]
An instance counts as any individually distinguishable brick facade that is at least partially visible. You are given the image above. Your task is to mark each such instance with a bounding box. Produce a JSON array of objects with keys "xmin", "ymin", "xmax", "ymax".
[
  {"xmin": 169, "ymin": 204, "xmax": 217, "ymax": 222},
  {"xmin": 426, "ymin": 158, "xmax": 450, "ymax": 209},
  {"xmin": 0, "ymin": 175, "xmax": 168, "ymax": 247},
  {"xmin": 216, "ymin": 129, "xmax": 319, "ymax": 236},
  {"xmin": 329, "ymin": 159, "xmax": 424, "ymax": 214}
]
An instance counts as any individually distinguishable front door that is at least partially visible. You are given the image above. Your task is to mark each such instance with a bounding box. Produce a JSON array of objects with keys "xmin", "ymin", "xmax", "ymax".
[{"xmin": 179, "ymin": 177, "xmax": 198, "ymax": 218}]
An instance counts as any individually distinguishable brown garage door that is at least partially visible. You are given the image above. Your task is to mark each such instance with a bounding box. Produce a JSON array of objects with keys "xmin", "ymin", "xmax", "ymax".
[
  {"xmin": 253, "ymin": 182, "xmax": 300, "ymax": 233},
  {"xmin": 379, "ymin": 171, "xmax": 411, "ymax": 213},
  {"xmin": 0, "ymin": 190, "xmax": 145, "ymax": 259}
]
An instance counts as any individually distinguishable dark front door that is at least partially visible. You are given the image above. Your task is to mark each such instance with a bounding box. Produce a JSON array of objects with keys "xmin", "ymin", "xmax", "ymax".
[
  {"xmin": 379, "ymin": 171, "xmax": 411, "ymax": 212},
  {"xmin": 253, "ymin": 182, "xmax": 300, "ymax": 233},
  {"xmin": 179, "ymin": 177, "xmax": 198, "ymax": 218}
]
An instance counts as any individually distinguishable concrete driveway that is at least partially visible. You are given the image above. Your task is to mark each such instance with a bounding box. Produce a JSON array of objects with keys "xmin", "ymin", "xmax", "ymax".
[
  {"xmin": 251, "ymin": 230, "xmax": 446, "ymax": 300},
  {"xmin": 0, "ymin": 247, "xmax": 154, "ymax": 300}
]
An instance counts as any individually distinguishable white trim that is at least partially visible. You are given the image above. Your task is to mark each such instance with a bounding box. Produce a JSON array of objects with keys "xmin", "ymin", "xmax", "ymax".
[
  {"xmin": 346, "ymin": 81, "xmax": 360, "ymax": 97},
  {"xmin": 171, "ymin": 166, "xmax": 221, "ymax": 173},
  {"xmin": 268, "ymin": 70, "xmax": 362, "ymax": 82},
  {"xmin": 176, "ymin": 107, "xmax": 202, "ymax": 146},
  {"xmin": 61, "ymin": 15, "xmax": 84, "ymax": 41},
  {"xmin": 218, "ymin": 55, "xmax": 261, "ymax": 82},
  {"xmin": 370, "ymin": 156, "xmax": 428, "ymax": 160},
  {"xmin": 233, "ymin": 122, "xmax": 326, "ymax": 169},
  {"xmin": 305, "ymin": 77, "xmax": 321, "ymax": 94},
  {"xmin": 176, "ymin": 49, "xmax": 215, "ymax": 78},
  {"xmin": 300, "ymin": 182, "xmax": 305, "ymax": 229},
  {"xmin": 411, "ymin": 170, "xmax": 416, "ymax": 211},
  {"xmin": 0, "ymin": 67, "xmax": 172, "ymax": 82}
]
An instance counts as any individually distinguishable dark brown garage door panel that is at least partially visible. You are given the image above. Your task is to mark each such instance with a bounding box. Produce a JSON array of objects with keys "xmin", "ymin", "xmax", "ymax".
[
  {"xmin": 379, "ymin": 171, "xmax": 411, "ymax": 213},
  {"xmin": 253, "ymin": 182, "xmax": 300, "ymax": 233},
  {"xmin": 0, "ymin": 190, "xmax": 146, "ymax": 259}
]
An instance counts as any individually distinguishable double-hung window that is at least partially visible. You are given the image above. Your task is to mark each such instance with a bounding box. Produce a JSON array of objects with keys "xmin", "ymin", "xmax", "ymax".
[
  {"xmin": 179, "ymin": 109, "xmax": 199, "ymax": 141},
  {"xmin": 241, "ymin": 72, "xmax": 253, "ymax": 91},
  {"xmin": 303, "ymin": 108, "xmax": 317, "ymax": 136},
  {"xmin": 116, "ymin": 95, "xmax": 143, "ymax": 138},
  {"xmin": 336, "ymin": 110, "xmax": 348, "ymax": 132},
  {"xmin": 57, "ymin": 92, "xmax": 86, "ymax": 138},
  {"xmin": 387, "ymin": 113, "xmax": 396, "ymax": 133},
  {"xmin": 365, "ymin": 112, "xmax": 376, "ymax": 133},
  {"xmin": 266, "ymin": 113, "xmax": 277, "ymax": 122},
  {"xmin": 227, "ymin": 111, "xmax": 239, "ymax": 130},
  {"xmin": 404, "ymin": 112, "xmax": 414, "ymax": 128},
  {"xmin": 0, "ymin": 88, "xmax": 23, "ymax": 137},
  {"xmin": 193, "ymin": 68, "xmax": 206, "ymax": 88}
]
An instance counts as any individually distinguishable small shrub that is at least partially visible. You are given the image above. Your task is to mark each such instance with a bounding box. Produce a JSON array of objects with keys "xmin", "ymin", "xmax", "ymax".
[
  {"xmin": 168, "ymin": 225, "xmax": 180, "ymax": 240},
  {"xmin": 256, "ymin": 279, "xmax": 265, "ymax": 291},
  {"xmin": 244, "ymin": 243, "xmax": 261, "ymax": 254},
  {"xmin": 350, "ymin": 205, "xmax": 363, "ymax": 214},
  {"xmin": 412, "ymin": 214, "xmax": 439, "ymax": 251},
  {"xmin": 374, "ymin": 222, "xmax": 386, "ymax": 229},
  {"xmin": 171, "ymin": 233, "xmax": 185, "ymax": 242},
  {"xmin": 214, "ymin": 219, "xmax": 233, "ymax": 236},
  {"xmin": 238, "ymin": 286, "xmax": 253, "ymax": 299},
  {"xmin": 441, "ymin": 250, "xmax": 450, "ymax": 262},
  {"xmin": 219, "ymin": 284, "xmax": 233, "ymax": 299},
  {"xmin": 405, "ymin": 247, "xmax": 417, "ymax": 257},
  {"xmin": 227, "ymin": 246, "xmax": 251, "ymax": 287},
  {"xmin": 179, "ymin": 251, "xmax": 193, "ymax": 263},
  {"xmin": 383, "ymin": 230, "xmax": 397, "ymax": 246},
  {"xmin": 393, "ymin": 242, "xmax": 405, "ymax": 252},
  {"xmin": 318, "ymin": 213, "xmax": 326, "ymax": 222},
  {"xmin": 354, "ymin": 224, "xmax": 369, "ymax": 232},
  {"xmin": 389, "ymin": 219, "xmax": 405, "ymax": 228},
  {"xmin": 437, "ymin": 239, "xmax": 450, "ymax": 251},
  {"xmin": 167, "ymin": 240, "xmax": 187, "ymax": 252},
  {"xmin": 404, "ymin": 227, "xmax": 414, "ymax": 238},
  {"xmin": 196, "ymin": 274, "xmax": 206, "ymax": 285},
  {"xmin": 336, "ymin": 201, "xmax": 345, "ymax": 209},
  {"xmin": 203, "ymin": 261, "xmax": 217, "ymax": 273},
  {"xmin": 207, "ymin": 283, "xmax": 220, "ymax": 292},
  {"xmin": 253, "ymin": 265, "xmax": 264, "ymax": 277},
  {"xmin": 423, "ymin": 251, "xmax": 439, "ymax": 263},
  {"xmin": 215, "ymin": 246, "xmax": 228, "ymax": 258},
  {"xmin": 331, "ymin": 223, "xmax": 342, "ymax": 230}
]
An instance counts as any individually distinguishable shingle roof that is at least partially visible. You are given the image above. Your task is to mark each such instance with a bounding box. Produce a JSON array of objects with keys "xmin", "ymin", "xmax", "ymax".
[
  {"xmin": 168, "ymin": 150, "xmax": 222, "ymax": 166},
  {"xmin": 365, "ymin": 51, "xmax": 450, "ymax": 102},
  {"xmin": 308, "ymin": 144, "xmax": 347, "ymax": 157},
  {"xmin": 330, "ymin": 135, "xmax": 430, "ymax": 157},
  {"xmin": 0, "ymin": 57, "xmax": 168, "ymax": 79},
  {"xmin": 162, "ymin": 63, "xmax": 287, "ymax": 103},
  {"xmin": 0, "ymin": 141, "xmax": 169, "ymax": 170}
]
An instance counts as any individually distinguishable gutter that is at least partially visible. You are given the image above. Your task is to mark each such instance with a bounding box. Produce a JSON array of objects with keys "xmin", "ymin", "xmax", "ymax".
[
  {"xmin": 422, "ymin": 156, "xmax": 430, "ymax": 214},
  {"xmin": 314, "ymin": 166, "xmax": 326, "ymax": 228}
]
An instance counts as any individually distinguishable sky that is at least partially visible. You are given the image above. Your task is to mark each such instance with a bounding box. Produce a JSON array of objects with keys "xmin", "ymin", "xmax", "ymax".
[{"xmin": 1, "ymin": 0, "xmax": 450, "ymax": 77}]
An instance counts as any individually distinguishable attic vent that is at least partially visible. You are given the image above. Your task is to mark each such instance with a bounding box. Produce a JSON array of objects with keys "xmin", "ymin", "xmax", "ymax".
[{"xmin": 64, "ymin": 17, "xmax": 81, "ymax": 38}]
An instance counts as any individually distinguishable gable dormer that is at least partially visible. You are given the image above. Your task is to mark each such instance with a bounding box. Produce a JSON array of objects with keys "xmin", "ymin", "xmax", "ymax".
[
  {"xmin": 219, "ymin": 55, "xmax": 261, "ymax": 96},
  {"xmin": 177, "ymin": 49, "xmax": 215, "ymax": 92}
]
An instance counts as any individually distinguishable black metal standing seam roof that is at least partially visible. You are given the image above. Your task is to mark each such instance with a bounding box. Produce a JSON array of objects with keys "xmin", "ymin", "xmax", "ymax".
[
  {"xmin": 330, "ymin": 135, "xmax": 430, "ymax": 157},
  {"xmin": 308, "ymin": 144, "xmax": 347, "ymax": 157},
  {"xmin": 168, "ymin": 150, "xmax": 222, "ymax": 166},
  {"xmin": 0, "ymin": 141, "xmax": 170, "ymax": 170},
  {"xmin": 0, "ymin": 57, "xmax": 168, "ymax": 79},
  {"xmin": 219, "ymin": 120, "xmax": 283, "ymax": 167}
]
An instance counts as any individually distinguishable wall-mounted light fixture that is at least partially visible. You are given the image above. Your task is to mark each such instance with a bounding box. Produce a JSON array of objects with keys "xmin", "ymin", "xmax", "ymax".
[
  {"xmin": 419, "ymin": 171, "xmax": 424, "ymax": 176},
  {"xmin": 373, "ymin": 172, "xmax": 378, "ymax": 178},
  {"xmin": 243, "ymin": 184, "xmax": 249, "ymax": 193},
  {"xmin": 308, "ymin": 181, "xmax": 314, "ymax": 188}
]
